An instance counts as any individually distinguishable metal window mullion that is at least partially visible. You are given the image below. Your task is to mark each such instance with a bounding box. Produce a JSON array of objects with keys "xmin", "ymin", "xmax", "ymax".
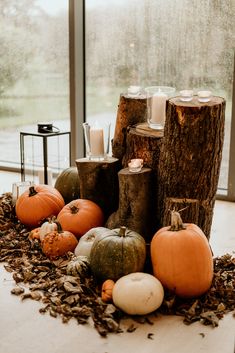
[
  {"xmin": 225, "ymin": 51, "xmax": 235, "ymax": 201},
  {"xmin": 69, "ymin": 0, "xmax": 86, "ymax": 163}
]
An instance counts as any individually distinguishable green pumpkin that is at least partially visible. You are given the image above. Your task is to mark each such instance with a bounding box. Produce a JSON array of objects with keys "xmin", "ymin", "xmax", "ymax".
[
  {"xmin": 90, "ymin": 226, "xmax": 146, "ymax": 282},
  {"xmin": 54, "ymin": 167, "xmax": 80, "ymax": 204}
]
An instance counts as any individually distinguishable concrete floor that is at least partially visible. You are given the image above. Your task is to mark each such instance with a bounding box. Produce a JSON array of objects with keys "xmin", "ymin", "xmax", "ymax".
[{"xmin": 0, "ymin": 171, "xmax": 234, "ymax": 353}]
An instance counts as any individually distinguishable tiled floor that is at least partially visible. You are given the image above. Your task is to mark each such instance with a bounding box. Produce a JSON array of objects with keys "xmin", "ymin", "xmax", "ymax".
[{"xmin": 0, "ymin": 170, "xmax": 234, "ymax": 353}]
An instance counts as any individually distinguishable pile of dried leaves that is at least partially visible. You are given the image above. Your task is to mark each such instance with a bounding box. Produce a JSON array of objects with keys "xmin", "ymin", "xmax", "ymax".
[{"xmin": 0, "ymin": 193, "xmax": 234, "ymax": 336}]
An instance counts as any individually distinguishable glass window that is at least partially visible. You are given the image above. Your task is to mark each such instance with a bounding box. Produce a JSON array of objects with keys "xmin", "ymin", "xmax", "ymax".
[
  {"xmin": 85, "ymin": 0, "xmax": 235, "ymax": 195},
  {"xmin": 0, "ymin": 0, "xmax": 70, "ymax": 169}
]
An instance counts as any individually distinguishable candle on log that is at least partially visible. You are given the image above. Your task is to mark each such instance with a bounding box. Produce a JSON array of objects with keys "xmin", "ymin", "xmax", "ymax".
[{"xmin": 90, "ymin": 128, "xmax": 104, "ymax": 156}]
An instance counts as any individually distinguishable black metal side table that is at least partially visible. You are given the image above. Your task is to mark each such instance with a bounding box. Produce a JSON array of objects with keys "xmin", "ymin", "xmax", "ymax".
[{"xmin": 20, "ymin": 129, "xmax": 71, "ymax": 185}]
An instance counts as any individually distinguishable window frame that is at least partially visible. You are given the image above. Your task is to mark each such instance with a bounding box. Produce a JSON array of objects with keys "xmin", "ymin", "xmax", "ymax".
[
  {"xmin": 69, "ymin": 0, "xmax": 86, "ymax": 162},
  {"xmin": 71, "ymin": 0, "xmax": 235, "ymax": 201}
]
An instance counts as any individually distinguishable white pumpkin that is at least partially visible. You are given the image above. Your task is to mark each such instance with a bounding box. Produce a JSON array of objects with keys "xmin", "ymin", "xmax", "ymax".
[
  {"xmin": 74, "ymin": 227, "xmax": 108, "ymax": 259},
  {"xmin": 39, "ymin": 217, "xmax": 58, "ymax": 241},
  {"xmin": 112, "ymin": 272, "xmax": 164, "ymax": 315}
]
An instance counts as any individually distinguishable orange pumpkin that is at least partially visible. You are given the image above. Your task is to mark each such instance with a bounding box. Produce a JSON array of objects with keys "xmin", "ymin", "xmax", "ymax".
[
  {"xmin": 16, "ymin": 185, "xmax": 65, "ymax": 228},
  {"xmin": 57, "ymin": 199, "xmax": 104, "ymax": 239},
  {"xmin": 101, "ymin": 279, "xmax": 115, "ymax": 302},
  {"xmin": 42, "ymin": 224, "xmax": 78, "ymax": 260},
  {"xmin": 150, "ymin": 211, "xmax": 213, "ymax": 298},
  {"xmin": 29, "ymin": 227, "xmax": 41, "ymax": 240}
]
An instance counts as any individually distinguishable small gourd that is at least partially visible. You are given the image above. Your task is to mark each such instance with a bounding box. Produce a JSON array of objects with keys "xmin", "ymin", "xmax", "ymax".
[
  {"xmin": 39, "ymin": 216, "xmax": 58, "ymax": 241},
  {"xmin": 101, "ymin": 279, "xmax": 115, "ymax": 302},
  {"xmin": 74, "ymin": 227, "xmax": 108, "ymax": 259},
  {"xmin": 66, "ymin": 255, "xmax": 90, "ymax": 277},
  {"xmin": 42, "ymin": 222, "xmax": 78, "ymax": 260},
  {"xmin": 29, "ymin": 227, "xmax": 41, "ymax": 240}
]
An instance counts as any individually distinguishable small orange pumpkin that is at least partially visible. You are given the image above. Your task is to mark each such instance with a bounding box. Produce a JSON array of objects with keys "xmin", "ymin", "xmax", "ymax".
[
  {"xmin": 29, "ymin": 227, "xmax": 41, "ymax": 240},
  {"xmin": 16, "ymin": 185, "xmax": 65, "ymax": 228},
  {"xmin": 150, "ymin": 211, "xmax": 213, "ymax": 298},
  {"xmin": 101, "ymin": 279, "xmax": 115, "ymax": 302},
  {"xmin": 57, "ymin": 199, "xmax": 104, "ymax": 239},
  {"xmin": 42, "ymin": 223, "xmax": 78, "ymax": 260}
]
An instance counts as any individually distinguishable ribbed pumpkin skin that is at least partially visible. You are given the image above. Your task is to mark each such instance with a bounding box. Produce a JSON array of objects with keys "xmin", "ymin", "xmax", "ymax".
[
  {"xmin": 90, "ymin": 227, "xmax": 146, "ymax": 282},
  {"xmin": 150, "ymin": 223, "xmax": 214, "ymax": 298},
  {"xmin": 15, "ymin": 185, "xmax": 65, "ymax": 228},
  {"xmin": 57, "ymin": 199, "xmax": 104, "ymax": 239},
  {"xmin": 54, "ymin": 167, "xmax": 80, "ymax": 204}
]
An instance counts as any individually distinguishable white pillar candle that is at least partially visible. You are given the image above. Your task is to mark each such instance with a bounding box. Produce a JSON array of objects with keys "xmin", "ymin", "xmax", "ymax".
[
  {"xmin": 90, "ymin": 128, "xmax": 104, "ymax": 156},
  {"xmin": 151, "ymin": 92, "xmax": 167, "ymax": 124}
]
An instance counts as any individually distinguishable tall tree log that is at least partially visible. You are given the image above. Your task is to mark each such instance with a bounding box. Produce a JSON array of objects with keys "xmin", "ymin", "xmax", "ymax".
[
  {"xmin": 112, "ymin": 93, "xmax": 147, "ymax": 160},
  {"xmin": 105, "ymin": 167, "xmax": 154, "ymax": 242},
  {"xmin": 75, "ymin": 157, "xmax": 121, "ymax": 221},
  {"xmin": 158, "ymin": 96, "xmax": 226, "ymax": 239},
  {"xmin": 122, "ymin": 122, "xmax": 163, "ymax": 231}
]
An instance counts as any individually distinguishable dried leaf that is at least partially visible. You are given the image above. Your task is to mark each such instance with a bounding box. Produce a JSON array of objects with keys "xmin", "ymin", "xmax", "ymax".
[
  {"xmin": 11, "ymin": 287, "xmax": 25, "ymax": 295},
  {"xmin": 126, "ymin": 324, "xmax": 137, "ymax": 333},
  {"xmin": 63, "ymin": 281, "xmax": 82, "ymax": 294},
  {"xmin": 147, "ymin": 333, "xmax": 154, "ymax": 340},
  {"xmin": 200, "ymin": 311, "xmax": 219, "ymax": 327},
  {"xmin": 21, "ymin": 291, "xmax": 42, "ymax": 301}
]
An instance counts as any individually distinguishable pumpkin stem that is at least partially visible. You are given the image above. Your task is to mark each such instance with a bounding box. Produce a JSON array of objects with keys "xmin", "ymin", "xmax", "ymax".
[
  {"xmin": 55, "ymin": 220, "xmax": 63, "ymax": 233},
  {"xmin": 119, "ymin": 226, "xmax": 127, "ymax": 237},
  {"xmin": 70, "ymin": 205, "xmax": 79, "ymax": 214},
  {"xmin": 28, "ymin": 186, "xmax": 37, "ymax": 197},
  {"xmin": 170, "ymin": 210, "xmax": 186, "ymax": 231},
  {"xmin": 49, "ymin": 216, "xmax": 57, "ymax": 223}
]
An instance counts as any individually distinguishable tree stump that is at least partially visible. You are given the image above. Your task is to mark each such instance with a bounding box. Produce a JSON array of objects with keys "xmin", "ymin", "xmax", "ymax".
[
  {"xmin": 75, "ymin": 157, "xmax": 121, "ymax": 221},
  {"xmin": 121, "ymin": 122, "xmax": 163, "ymax": 231},
  {"xmin": 112, "ymin": 93, "xmax": 147, "ymax": 160},
  {"xmin": 105, "ymin": 167, "xmax": 154, "ymax": 242},
  {"xmin": 158, "ymin": 96, "xmax": 226, "ymax": 239},
  {"xmin": 122, "ymin": 123, "xmax": 163, "ymax": 169}
]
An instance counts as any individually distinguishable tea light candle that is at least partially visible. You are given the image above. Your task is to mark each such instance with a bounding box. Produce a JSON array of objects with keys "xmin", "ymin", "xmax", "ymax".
[
  {"xmin": 197, "ymin": 90, "xmax": 212, "ymax": 103},
  {"xmin": 128, "ymin": 158, "xmax": 143, "ymax": 173},
  {"xmin": 179, "ymin": 90, "xmax": 193, "ymax": 102},
  {"xmin": 128, "ymin": 85, "xmax": 141, "ymax": 97},
  {"xmin": 90, "ymin": 127, "xmax": 104, "ymax": 156},
  {"xmin": 151, "ymin": 92, "xmax": 167, "ymax": 124}
]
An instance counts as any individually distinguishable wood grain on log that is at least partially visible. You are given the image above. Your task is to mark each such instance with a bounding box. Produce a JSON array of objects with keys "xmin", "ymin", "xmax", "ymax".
[
  {"xmin": 112, "ymin": 93, "xmax": 147, "ymax": 160},
  {"xmin": 158, "ymin": 96, "xmax": 226, "ymax": 238},
  {"xmin": 105, "ymin": 167, "xmax": 154, "ymax": 242},
  {"xmin": 122, "ymin": 123, "xmax": 163, "ymax": 169},
  {"xmin": 163, "ymin": 197, "xmax": 200, "ymax": 226},
  {"xmin": 75, "ymin": 157, "xmax": 121, "ymax": 221}
]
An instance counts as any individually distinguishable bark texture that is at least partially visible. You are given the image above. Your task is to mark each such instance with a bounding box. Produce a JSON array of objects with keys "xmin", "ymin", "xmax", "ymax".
[
  {"xmin": 112, "ymin": 93, "xmax": 147, "ymax": 160},
  {"xmin": 105, "ymin": 167, "xmax": 154, "ymax": 242},
  {"xmin": 75, "ymin": 157, "xmax": 121, "ymax": 221},
  {"xmin": 158, "ymin": 96, "xmax": 226, "ymax": 238}
]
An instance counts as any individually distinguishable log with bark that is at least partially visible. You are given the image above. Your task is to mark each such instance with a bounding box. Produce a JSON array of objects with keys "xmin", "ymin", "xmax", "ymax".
[
  {"xmin": 75, "ymin": 157, "xmax": 121, "ymax": 221},
  {"xmin": 158, "ymin": 96, "xmax": 226, "ymax": 238},
  {"xmin": 112, "ymin": 93, "xmax": 147, "ymax": 160},
  {"xmin": 105, "ymin": 167, "xmax": 154, "ymax": 242}
]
